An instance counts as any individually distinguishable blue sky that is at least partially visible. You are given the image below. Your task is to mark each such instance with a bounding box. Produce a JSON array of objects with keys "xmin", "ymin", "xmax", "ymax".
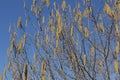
[{"xmin": 0, "ymin": 0, "xmax": 24, "ymax": 74}]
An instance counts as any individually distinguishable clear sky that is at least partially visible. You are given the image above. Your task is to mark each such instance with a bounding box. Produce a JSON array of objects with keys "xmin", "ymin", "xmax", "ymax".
[{"xmin": 0, "ymin": 0, "xmax": 24, "ymax": 74}]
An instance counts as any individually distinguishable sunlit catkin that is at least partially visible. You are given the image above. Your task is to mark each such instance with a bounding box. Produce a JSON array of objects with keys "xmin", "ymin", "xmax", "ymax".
[
  {"xmin": 83, "ymin": 54, "xmax": 86, "ymax": 66},
  {"xmin": 90, "ymin": 46, "xmax": 95, "ymax": 56},
  {"xmin": 34, "ymin": 53, "xmax": 37, "ymax": 60},
  {"xmin": 71, "ymin": 26, "xmax": 74, "ymax": 37},
  {"xmin": 46, "ymin": 0, "xmax": 50, "ymax": 7},
  {"xmin": 100, "ymin": 23, "xmax": 104, "ymax": 34},
  {"xmin": 41, "ymin": 60, "xmax": 46, "ymax": 80},
  {"xmin": 99, "ymin": 61, "xmax": 103, "ymax": 70},
  {"xmin": 36, "ymin": 37, "xmax": 40, "ymax": 48},
  {"xmin": 54, "ymin": 48, "xmax": 56, "ymax": 58},
  {"xmin": 56, "ymin": 9, "xmax": 60, "ymax": 17},
  {"xmin": 78, "ymin": 20, "xmax": 83, "ymax": 32},
  {"xmin": 116, "ymin": 41, "xmax": 119, "ymax": 55},
  {"xmin": 32, "ymin": 0, "xmax": 36, "ymax": 6},
  {"xmin": 8, "ymin": 62, "xmax": 11, "ymax": 71},
  {"xmin": 18, "ymin": 17, "xmax": 22, "ymax": 28},
  {"xmin": 17, "ymin": 39, "xmax": 23, "ymax": 53},
  {"xmin": 56, "ymin": 40, "xmax": 59, "ymax": 48},
  {"xmin": 58, "ymin": 14, "xmax": 62, "ymax": 33},
  {"xmin": 83, "ymin": 8, "xmax": 89, "ymax": 18},
  {"xmin": 49, "ymin": 19, "xmax": 52, "ymax": 27},
  {"xmin": 84, "ymin": 27, "xmax": 89, "ymax": 38},
  {"xmin": 46, "ymin": 34, "xmax": 49, "ymax": 45},
  {"xmin": 115, "ymin": 24, "xmax": 119, "ymax": 34},
  {"xmin": 23, "ymin": 33, "xmax": 26, "ymax": 45},
  {"xmin": 114, "ymin": 59, "xmax": 119, "ymax": 74},
  {"xmin": 71, "ymin": 52, "xmax": 75, "ymax": 63},
  {"xmin": 24, "ymin": 64, "xmax": 27, "ymax": 80},
  {"xmin": 56, "ymin": 28, "xmax": 59, "ymax": 40},
  {"xmin": 62, "ymin": 1, "xmax": 66, "ymax": 11},
  {"xmin": 104, "ymin": 3, "xmax": 113, "ymax": 16},
  {"xmin": 51, "ymin": 26, "xmax": 55, "ymax": 35},
  {"xmin": 9, "ymin": 39, "xmax": 14, "ymax": 53}
]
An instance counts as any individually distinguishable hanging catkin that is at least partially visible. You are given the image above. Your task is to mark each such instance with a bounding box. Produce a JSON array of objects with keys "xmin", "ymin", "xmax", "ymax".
[
  {"xmin": 62, "ymin": 1, "xmax": 66, "ymax": 11},
  {"xmin": 24, "ymin": 64, "xmax": 27, "ymax": 80},
  {"xmin": 84, "ymin": 27, "xmax": 89, "ymax": 38},
  {"xmin": 114, "ymin": 59, "xmax": 119, "ymax": 74},
  {"xmin": 54, "ymin": 48, "xmax": 56, "ymax": 58},
  {"xmin": 83, "ymin": 54, "xmax": 86, "ymax": 66},
  {"xmin": 104, "ymin": 3, "xmax": 113, "ymax": 16},
  {"xmin": 78, "ymin": 20, "xmax": 83, "ymax": 32},
  {"xmin": 116, "ymin": 41, "xmax": 119, "ymax": 55},
  {"xmin": 17, "ymin": 17, "xmax": 22, "ymax": 28},
  {"xmin": 115, "ymin": 24, "xmax": 119, "ymax": 34},
  {"xmin": 41, "ymin": 60, "xmax": 46, "ymax": 80}
]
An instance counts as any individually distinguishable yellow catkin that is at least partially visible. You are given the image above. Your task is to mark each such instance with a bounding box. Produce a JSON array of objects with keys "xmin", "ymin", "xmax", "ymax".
[
  {"xmin": 34, "ymin": 54, "xmax": 37, "ymax": 60},
  {"xmin": 36, "ymin": 37, "xmax": 40, "ymax": 48},
  {"xmin": 41, "ymin": 60, "xmax": 46, "ymax": 80},
  {"xmin": 17, "ymin": 39, "xmax": 23, "ymax": 53},
  {"xmin": 116, "ymin": 41, "xmax": 119, "ymax": 55},
  {"xmin": 114, "ymin": 59, "xmax": 119, "ymax": 74},
  {"xmin": 83, "ymin": 54, "xmax": 86, "ymax": 66},
  {"xmin": 32, "ymin": 65, "xmax": 35, "ymax": 72},
  {"xmin": 8, "ymin": 62, "xmax": 11, "ymax": 71},
  {"xmin": 24, "ymin": 64, "xmax": 27, "ymax": 80},
  {"xmin": 89, "ymin": 6, "xmax": 92, "ymax": 13},
  {"xmin": 83, "ymin": 8, "xmax": 89, "ymax": 18},
  {"xmin": 100, "ymin": 23, "xmax": 104, "ymax": 33},
  {"xmin": 9, "ymin": 39, "xmax": 14, "ymax": 53},
  {"xmin": 70, "ymin": 53, "xmax": 75, "ymax": 69},
  {"xmin": 76, "ymin": 40, "xmax": 78, "ymax": 46},
  {"xmin": 14, "ymin": 31, "xmax": 17, "ymax": 38},
  {"xmin": 23, "ymin": 33, "xmax": 26, "ymax": 43},
  {"xmin": 18, "ymin": 17, "xmax": 22, "ymax": 28},
  {"xmin": 56, "ymin": 9, "xmax": 60, "ymax": 17},
  {"xmin": 33, "ymin": 0, "xmax": 36, "ymax": 6},
  {"xmin": 54, "ymin": 48, "xmax": 56, "ymax": 58},
  {"xmin": 71, "ymin": 26, "xmax": 74, "ymax": 37},
  {"xmin": 77, "ymin": 11, "xmax": 82, "ymax": 17},
  {"xmin": 56, "ymin": 40, "xmax": 59, "ymax": 48},
  {"xmin": 51, "ymin": 26, "xmax": 55, "ymax": 35},
  {"xmin": 49, "ymin": 19, "xmax": 52, "ymax": 27},
  {"xmin": 84, "ymin": 27, "xmax": 89, "ymax": 38},
  {"xmin": 90, "ymin": 46, "xmax": 95, "ymax": 56},
  {"xmin": 115, "ymin": 24, "xmax": 119, "ymax": 34},
  {"xmin": 71, "ymin": 52, "xmax": 75, "ymax": 63},
  {"xmin": 104, "ymin": 3, "xmax": 113, "ymax": 16},
  {"xmin": 46, "ymin": 35, "xmax": 49, "ymax": 45},
  {"xmin": 99, "ymin": 61, "xmax": 103, "ymax": 70},
  {"xmin": 78, "ymin": 20, "xmax": 83, "ymax": 32},
  {"xmin": 56, "ymin": 28, "xmax": 59, "ymax": 40},
  {"xmin": 62, "ymin": 1, "xmax": 66, "ymax": 11},
  {"xmin": 58, "ymin": 14, "xmax": 62, "ymax": 33},
  {"xmin": 46, "ymin": 0, "xmax": 50, "ymax": 7}
]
